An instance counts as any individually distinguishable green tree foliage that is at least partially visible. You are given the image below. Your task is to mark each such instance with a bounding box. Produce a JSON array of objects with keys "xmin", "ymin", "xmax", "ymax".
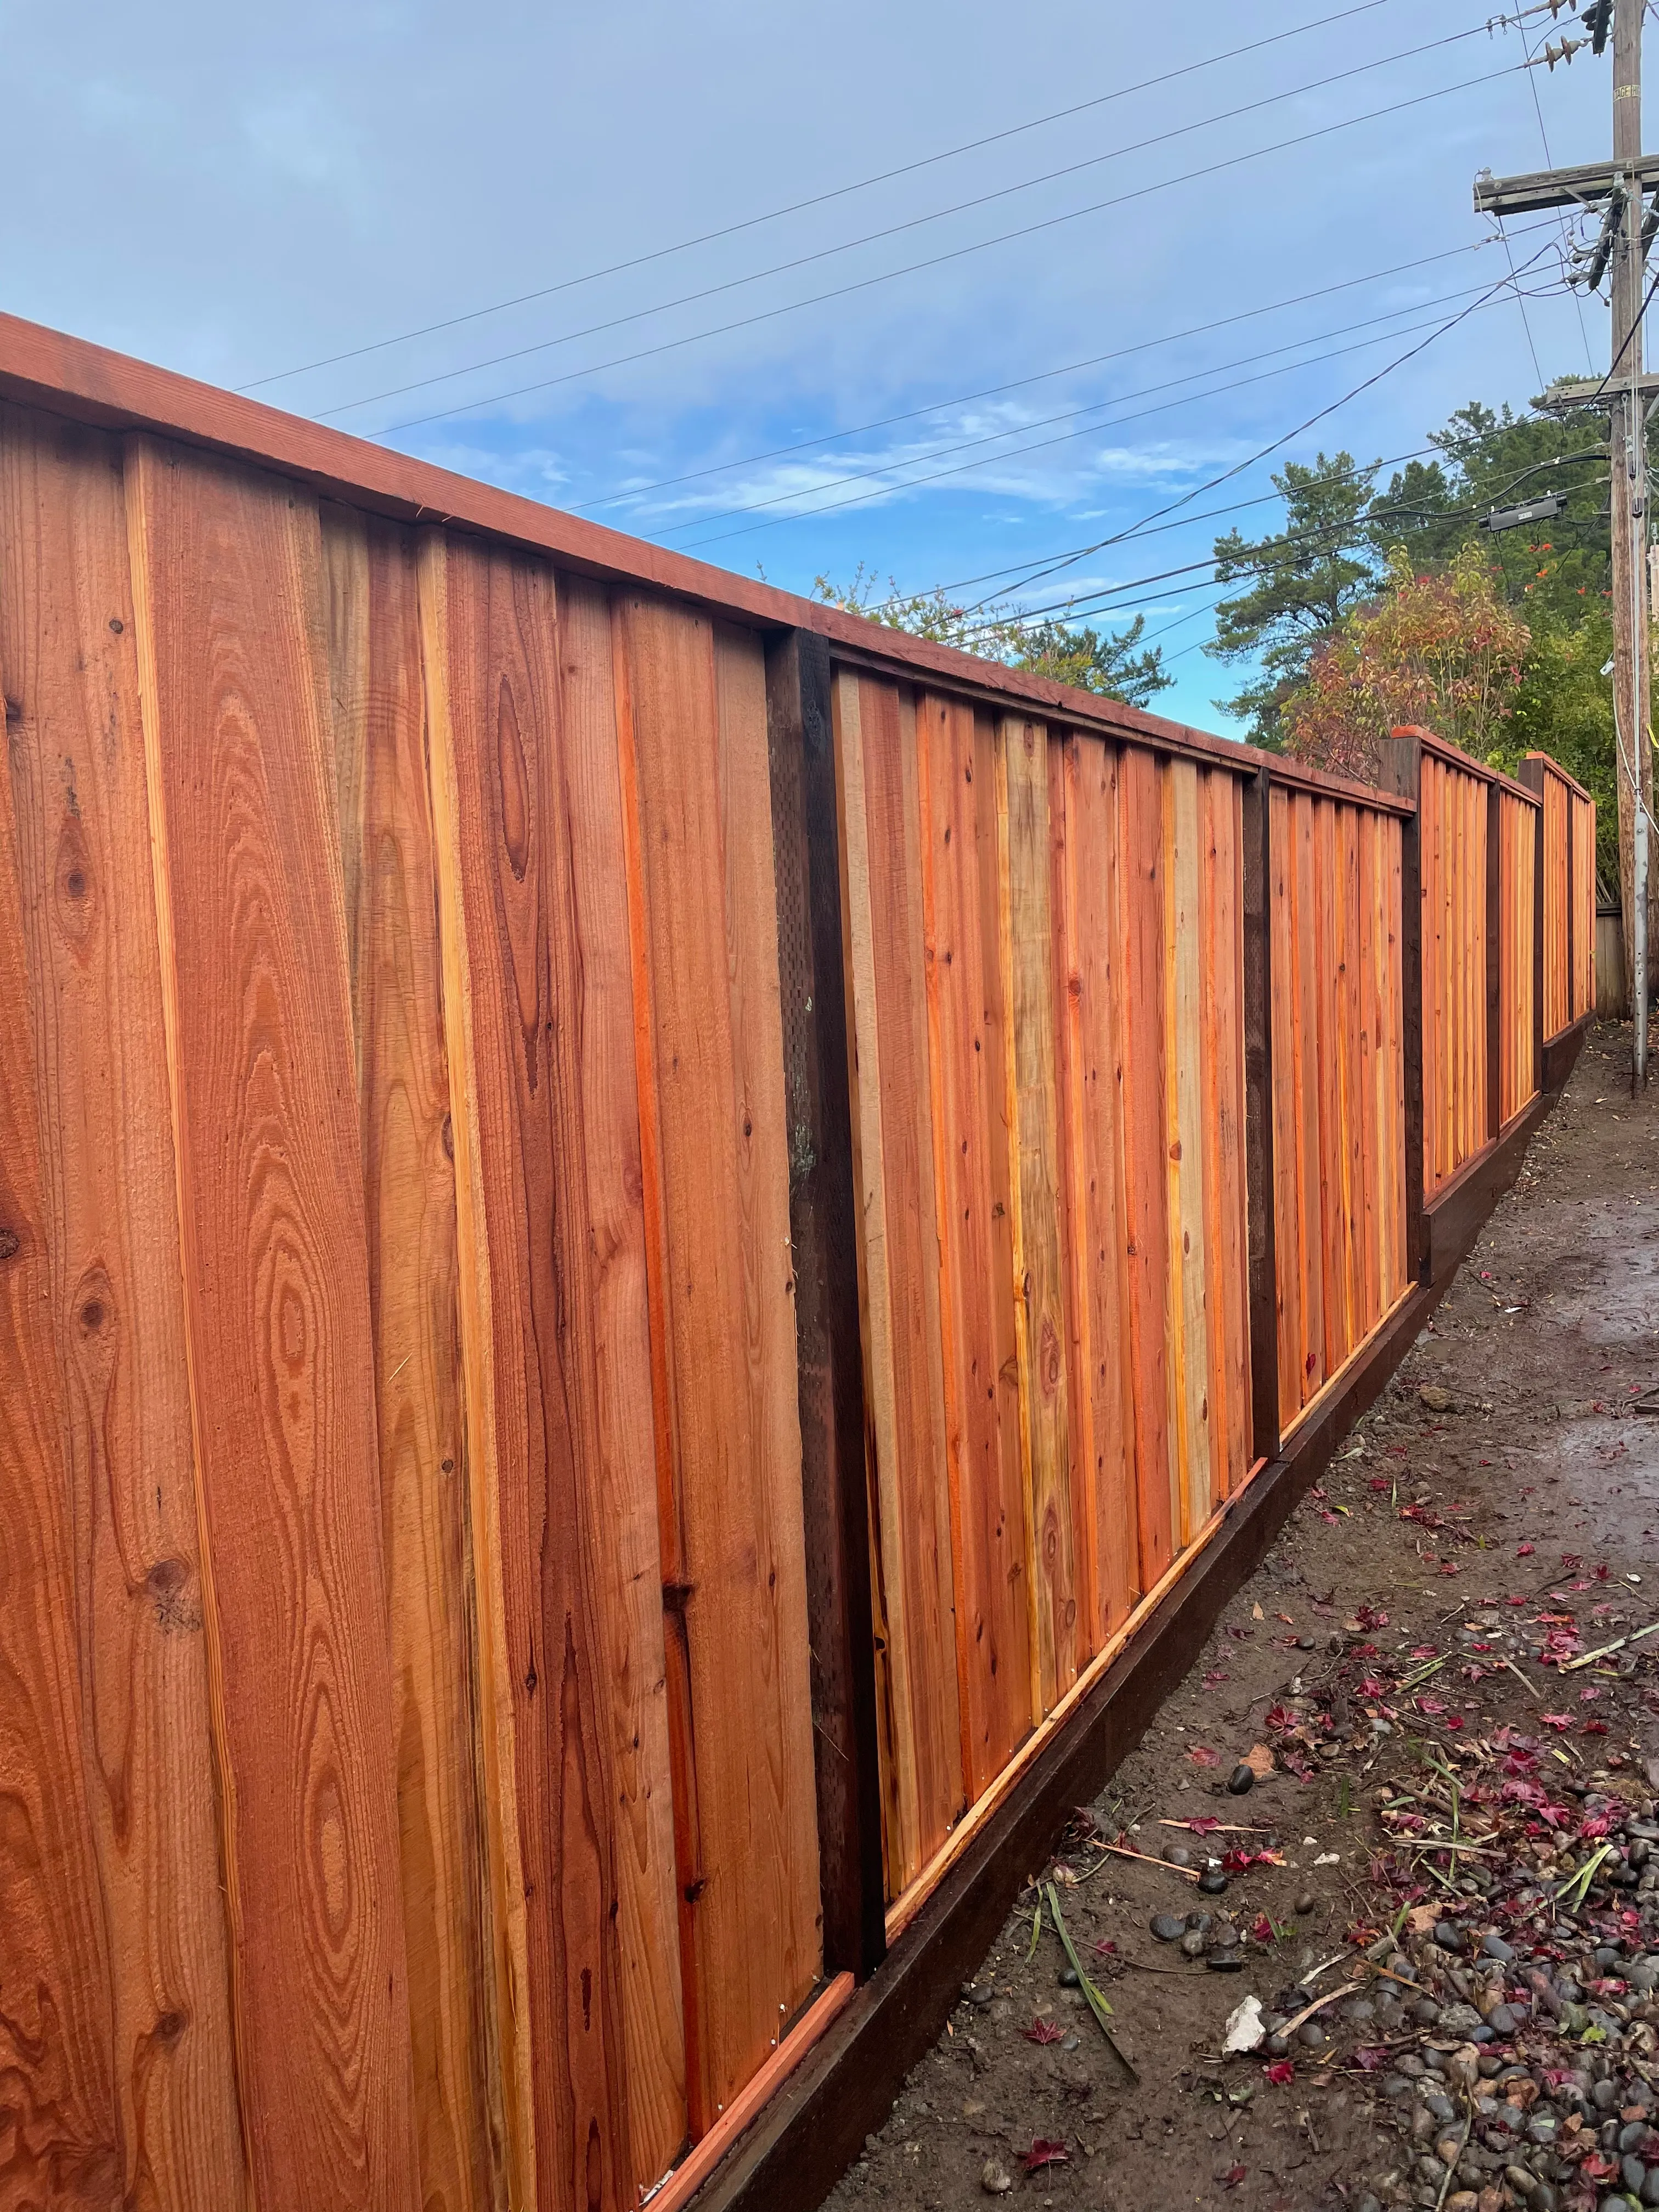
[
  {"xmin": 1206, "ymin": 450, "xmax": 1384, "ymax": 745},
  {"xmin": 813, "ymin": 568, "xmax": 1172, "ymax": 709}
]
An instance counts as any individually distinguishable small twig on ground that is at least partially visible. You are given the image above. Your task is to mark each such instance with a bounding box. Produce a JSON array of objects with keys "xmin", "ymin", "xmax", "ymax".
[
  {"xmin": 1500, "ymin": 1657, "xmax": 1539, "ymax": 1701},
  {"xmin": 1092, "ymin": 1842, "xmax": 1200, "ymax": 1882}
]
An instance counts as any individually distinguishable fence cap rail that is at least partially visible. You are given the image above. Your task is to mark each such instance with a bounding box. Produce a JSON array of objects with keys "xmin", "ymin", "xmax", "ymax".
[
  {"xmin": 1393, "ymin": 724, "xmax": 1542, "ymax": 809},
  {"xmin": 1522, "ymin": 748, "xmax": 1595, "ymax": 806},
  {"xmin": 0, "ymin": 307, "xmax": 1276, "ymax": 780}
]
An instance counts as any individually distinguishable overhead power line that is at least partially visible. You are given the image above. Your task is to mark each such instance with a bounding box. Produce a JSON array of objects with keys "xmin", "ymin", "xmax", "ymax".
[
  {"xmin": 358, "ymin": 63, "xmax": 1527, "ymax": 439},
  {"xmin": 944, "ymin": 245, "xmax": 1558, "ymax": 620},
  {"xmin": 964, "ymin": 452, "xmax": 1610, "ymax": 639},
  {"xmin": 324, "ymin": 32, "xmax": 1515, "ymax": 428},
  {"xmin": 577, "ymin": 230, "xmax": 1554, "ymax": 520},
  {"xmin": 238, "ymin": 0, "xmax": 1406, "ymax": 396},
  {"xmin": 668, "ymin": 280, "xmax": 1560, "ymax": 553}
]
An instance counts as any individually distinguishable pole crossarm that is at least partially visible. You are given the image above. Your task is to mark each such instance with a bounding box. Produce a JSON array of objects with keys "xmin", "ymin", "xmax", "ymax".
[
  {"xmin": 1541, "ymin": 370, "xmax": 1659, "ymax": 404},
  {"xmin": 1473, "ymin": 154, "xmax": 1659, "ymax": 212}
]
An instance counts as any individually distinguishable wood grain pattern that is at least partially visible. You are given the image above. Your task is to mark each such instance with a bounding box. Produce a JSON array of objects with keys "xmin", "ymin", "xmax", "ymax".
[
  {"xmin": 616, "ymin": 596, "xmax": 820, "ymax": 2129},
  {"xmin": 1000, "ymin": 714, "xmax": 1076, "ymax": 1714},
  {"xmin": 835, "ymin": 673, "xmax": 962, "ymax": 1899},
  {"xmin": 0, "ymin": 409, "xmax": 244, "ymax": 2210},
  {"xmin": 0, "ymin": 439, "xmax": 128, "ymax": 2212},
  {"xmin": 1268, "ymin": 782, "xmax": 1410, "ymax": 1431},
  {"xmin": 125, "ymin": 433, "xmax": 419, "ymax": 2211},
  {"xmin": 321, "ymin": 505, "xmax": 503, "ymax": 2212},
  {"xmin": 1164, "ymin": 761, "xmax": 1210, "ymax": 1544},
  {"xmin": 1054, "ymin": 737, "xmax": 1139, "ymax": 1638},
  {"xmin": 914, "ymin": 690, "xmax": 1030, "ymax": 1798},
  {"xmin": 428, "ymin": 537, "xmax": 695, "ymax": 2209},
  {"xmin": 1203, "ymin": 773, "xmax": 1249, "ymax": 1500},
  {"xmin": 1119, "ymin": 746, "xmax": 1174, "ymax": 1585}
]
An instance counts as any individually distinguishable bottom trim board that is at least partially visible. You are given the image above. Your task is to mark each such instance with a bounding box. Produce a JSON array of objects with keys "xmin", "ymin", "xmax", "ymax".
[{"xmin": 682, "ymin": 1066, "xmax": 1571, "ymax": 2212}]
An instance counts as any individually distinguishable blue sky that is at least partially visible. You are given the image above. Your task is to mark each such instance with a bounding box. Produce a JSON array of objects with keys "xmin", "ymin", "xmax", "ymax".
[{"xmin": 2, "ymin": 0, "xmax": 1618, "ymax": 733}]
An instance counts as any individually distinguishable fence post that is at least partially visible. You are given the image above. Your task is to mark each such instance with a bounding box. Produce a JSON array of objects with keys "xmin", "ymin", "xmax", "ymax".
[
  {"xmin": 1240, "ymin": 761, "xmax": 1280, "ymax": 1465},
  {"xmin": 1486, "ymin": 781, "xmax": 1503, "ymax": 1141},
  {"xmin": 764, "ymin": 629, "xmax": 887, "ymax": 1980},
  {"xmin": 1377, "ymin": 732, "xmax": 1427, "ymax": 1284},
  {"xmin": 1519, "ymin": 758, "xmax": 1546, "ymax": 1093}
]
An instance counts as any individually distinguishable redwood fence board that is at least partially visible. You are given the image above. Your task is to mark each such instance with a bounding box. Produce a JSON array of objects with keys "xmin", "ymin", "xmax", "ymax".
[{"xmin": 0, "ymin": 324, "xmax": 1597, "ymax": 2212}]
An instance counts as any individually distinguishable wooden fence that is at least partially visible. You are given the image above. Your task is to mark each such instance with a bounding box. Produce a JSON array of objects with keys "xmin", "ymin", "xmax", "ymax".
[
  {"xmin": 1521, "ymin": 750, "xmax": 1596, "ymax": 1043},
  {"xmin": 0, "ymin": 317, "xmax": 1596, "ymax": 2212}
]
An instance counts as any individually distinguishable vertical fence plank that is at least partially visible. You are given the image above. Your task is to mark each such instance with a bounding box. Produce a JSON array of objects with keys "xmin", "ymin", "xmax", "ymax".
[
  {"xmin": 915, "ymin": 691, "xmax": 1030, "ymax": 1798},
  {"xmin": 0, "ymin": 451, "xmax": 128, "ymax": 2212},
  {"xmin": 1377, "ymin": 736, "xmax": 1425, "ymax": 1280},
  {"xmin": 321, "ymin": 505, "xmax": 504, "ymax": 2212},
  {"xmin": 1249, "ymin": 771, "xmax": 1282, "ymax": 1458},
  {"xmin": 1056, "ymin": 738, "xmax": 1140, "ymax": 1632},
  {"xmin": 766, "ymin": 635, "xmax": 885, "ymax": 1977},
  {"xmin": 1486, "ymin": 782, "xmax": 1503, "ymax": 1141},
  {"xmin": 553, "ymin": 574, "xmax": 689, "ymax": 2191},
  {"xmin": 1001, "ymin": 713, "xmax": 1076, "ymax": 1712},
  {"xmin": 837, "ymin": 674, "xmax": 962, "ymax": 1898},
  {"xmin": 1165, "ymin": 761, "xmax": 1211, "ymax": 1542},
  {"xmin": 125, "ymin": 436, "xmax": 420, "ymax": 2211},
  {"xmin": 617, "ymin": 597, "xmax": 820, "ymax": 2129},
  {"xmin": 1119, "ymin": 746, "xmax": 1174, "ymax": 1585},
  {"xmin": 0, "ymin": 409, "xmax": 245, "ymax": 2210}
]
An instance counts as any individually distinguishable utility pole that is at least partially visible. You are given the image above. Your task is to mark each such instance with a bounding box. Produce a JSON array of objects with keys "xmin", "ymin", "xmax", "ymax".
[
  {"xmin": 1611, "ymin": 0, "xmax": 1651, "ymax": 1080},
  {"xmin": 1476, "ymin": 0, "xmax": 1655, "ymax": 1085}
]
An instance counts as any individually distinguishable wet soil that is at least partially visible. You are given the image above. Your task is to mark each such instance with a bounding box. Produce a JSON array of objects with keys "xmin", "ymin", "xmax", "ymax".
[{"xmin": 825, "ymin": 1023, "xmax": 1659, "ymax": 2212}]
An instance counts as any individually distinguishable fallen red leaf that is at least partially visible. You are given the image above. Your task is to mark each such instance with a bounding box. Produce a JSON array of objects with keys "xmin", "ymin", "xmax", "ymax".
[
  {"xmin": 1187, "ymin": 1816, "xmax": 1222, "ymax": 1834},
  {"xmin": 1264, "ymin": 2060, "xmax": 1296, "ymax": 2086},
  {"xmin": 1023, "ymin": 2139, "xmax": 1070, "ymax": 2172},
  {"xmin": 1221, "ymin": 2163, "xmax": 1248, "ymax": 2188},
  {"xmin": 1023, "ymin": 2018, "xmax": 1064, "ymax": 2045},
  {"xmin": 1517, "ymin": 1542, "xmax": 1535, "ymax": 1556},
  {"xmin": 1188, "ymin": 1745, "xmax": 1221, "ymax": 1768}
]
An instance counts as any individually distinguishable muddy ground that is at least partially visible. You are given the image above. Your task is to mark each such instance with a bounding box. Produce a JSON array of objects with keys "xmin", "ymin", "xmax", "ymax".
[{"xmin": 827, "ymin": 1022, "xmax": 1659, "ymax": 2212}]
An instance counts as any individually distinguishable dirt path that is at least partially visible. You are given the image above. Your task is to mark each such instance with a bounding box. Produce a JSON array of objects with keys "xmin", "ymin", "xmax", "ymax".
[{"xmin": 827, "ymin": 1023, "xmax": 1659, "ymax": 2212}]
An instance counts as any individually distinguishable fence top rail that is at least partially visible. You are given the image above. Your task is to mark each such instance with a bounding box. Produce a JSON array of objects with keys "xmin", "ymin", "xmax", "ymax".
[
  {"xmin": 1394, "ymin": 724, "xmax": 1541, "ymax": 809},
  {"xmin": 0, "ymin": 306, "xmax": 1427, "ymax": 803},
  {"xmin": 1522, "ymin": 749, "xmax": 1594, "ymax": 807},
  {"xmin": 1262, "ymin": 752, "xmax": 1417, "ymax": 817}
]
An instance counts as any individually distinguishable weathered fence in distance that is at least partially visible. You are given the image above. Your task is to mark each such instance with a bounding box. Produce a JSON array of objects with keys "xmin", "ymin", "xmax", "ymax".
[{"xmin": 0, "ymin": 317, "xmax": 1595, "ymax": 2212}]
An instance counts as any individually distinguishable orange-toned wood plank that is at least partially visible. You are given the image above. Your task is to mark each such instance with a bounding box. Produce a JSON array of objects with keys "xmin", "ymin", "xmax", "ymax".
[
  {"xmin": 1056, "ymin": 737, "xmax": 1139, "ymax": 1634},
  {"xmin": 1355, "ymin": 810, "xmax": 1380, "ymax": 1335},
  {"xmin": 850, "ymin": 674, "xmax": 963, "ymax": 1884},
  {"xmin": 915, "ymin": 689, "xmax": 1031, "ymax": 1794},
  {"xmin": 1313, "ymin": 800, "xmax": 1346, "ymax": 1375},
  {"xmin": 1291, "ymin": 792, "xmax": 1324, "ymax": 1407},
  {"xmin": 617, "ymin": 596, "xmax": 820, "ymax": 2128},
  {"xmin": 1268, "ymin": 785, "xmax": 1303, "ymax": 1430},
  {"xmin": 1385, "ymin": 816, "xmax": 1408, "ymax": 1296},
  {"xmin": 1000, "ymin": 714, "xmax": 1076, "ymax": 1712},
  {"xmin": 2, "ymin": 408, "xmax": 246, "ymax": 2211},
  {"xmin": 0, "ymin": 432, "xmax": 129, "ymax": 2212},
  {"xmin": 1047, "ymin": 736, "xmax": 1096, "ymax": 1654},
  {"xmin": 321, "ymin": 505, "xmax": 503, "ymax": 2212},
  {"xmin": 428, "ymin": 538, "xmax": 697, "ymax": 2210},
  {"xmin": 1165, "ymin": 760, "xmax": 1210, "ymax": 1543},
  {"xmin": 1205, "ymin": 774, "xmax": 1249, "ymax": 1498},
  {"xmin": 556, "ymin": 574, "xmax": 689, "ymax": 2187},
  {"xmin": 1119, "ymin": 746, "xmax": 1175, "ymax": 1582},
  {"xmin": 125, "ymin": 435, "xmax": 419, "ymax": 2211},
  {"xmin": 833, "ymin": 667, "xmax": 919, "ymax": 1897}
]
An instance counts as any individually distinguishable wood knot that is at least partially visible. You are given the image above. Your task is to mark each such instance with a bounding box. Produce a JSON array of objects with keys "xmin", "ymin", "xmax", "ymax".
[{"xmin": 0, "ymin": 1227, "xmax": 20, "ymax": 1262}]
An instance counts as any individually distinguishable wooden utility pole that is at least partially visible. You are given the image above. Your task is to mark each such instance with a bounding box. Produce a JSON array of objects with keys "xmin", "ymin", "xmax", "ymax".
[
  {"xmin": 1475, "ymin": 0, "xmax": 1653, "ymax": 1080},
  {"xmin": 1610, "ymin": 0, "xmax": 1651, "ymax": 1077}
]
